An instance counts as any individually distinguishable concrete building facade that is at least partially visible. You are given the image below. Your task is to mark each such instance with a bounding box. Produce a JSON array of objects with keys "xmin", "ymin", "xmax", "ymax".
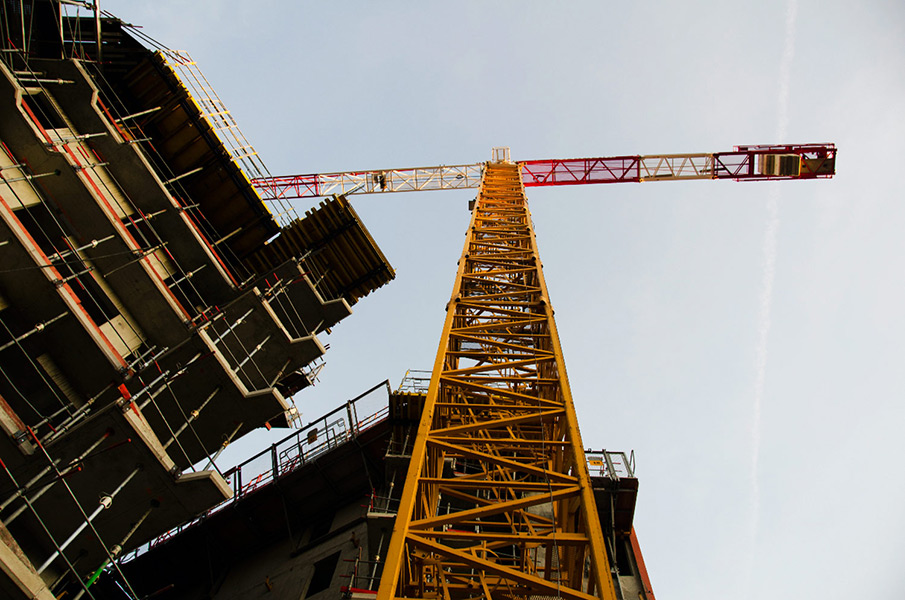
[{"xmin": 0, "ymin": 4, "xmax": 392, "ymax": 598}]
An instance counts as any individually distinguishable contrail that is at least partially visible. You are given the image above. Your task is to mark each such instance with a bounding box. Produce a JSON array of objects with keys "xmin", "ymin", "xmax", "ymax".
[{"xmin": 748, "ymin": 0, "xmax": 797, "ymax": 594}]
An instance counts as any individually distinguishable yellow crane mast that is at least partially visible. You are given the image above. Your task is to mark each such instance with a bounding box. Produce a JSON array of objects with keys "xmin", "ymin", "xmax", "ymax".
[{"xmin": 377, "ymin": 159, "xmax": 615, "ymax": 600}]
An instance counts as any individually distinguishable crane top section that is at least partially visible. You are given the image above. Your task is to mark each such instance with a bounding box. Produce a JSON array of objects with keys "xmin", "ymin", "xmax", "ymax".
[{"xmin": 251, "ymin": 143, "xmax": 836, "ymax": 202}]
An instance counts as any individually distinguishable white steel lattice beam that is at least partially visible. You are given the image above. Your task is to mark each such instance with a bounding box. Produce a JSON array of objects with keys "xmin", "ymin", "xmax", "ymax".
[
  {"xmin": 638, "ymin": 153, "xmax": 717, "ymax": 180},
  {"xmin": 252, "ymin": 164, "xmax": 485, "ymax": 202}
]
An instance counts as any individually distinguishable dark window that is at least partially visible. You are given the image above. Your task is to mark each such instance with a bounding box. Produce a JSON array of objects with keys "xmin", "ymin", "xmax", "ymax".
[
  {"xmin": 614, "ymin": 537, "xmax": 634, "ymax": 576},
  {"xmin": 14, "ymin": 204, "xmax": 117, "ymax": 325},
  {"xmin": 21, "ymin": 92, "xmax": 66, "ymax": 130},
  {"xmin": 126, "ymin": 215, "xmax": 158, "ymax": 249},
  {"xmin": 167, "ymin": 273, "xmax": 204, "ymax": 316},
  {"xmin": 15, "ymin": 203, "xmax": 66, "ymax": 256},
  {"xmin": 70, "ymin": 270, "xmax": 119, "ymax": 325},
  {"xmin": 305, "ymin": 551, "xmax": 340, "ymax": 598}
]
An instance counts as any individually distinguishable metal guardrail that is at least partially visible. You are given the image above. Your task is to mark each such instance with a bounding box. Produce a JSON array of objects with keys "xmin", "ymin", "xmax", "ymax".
[
  {"xmin": 155, "ymin": 48, "xmax": 300, "ymax": 227},
  {"xmin": 586, "ymin": 449, "xmax": 635, "ymax": 480},
  {"xmin": 395, "ymin": 369, "xmax": 430, "ymax": 394},
  {"xmin": 122, "ymin": 380, "xmax": 392, "ymax": 562}
]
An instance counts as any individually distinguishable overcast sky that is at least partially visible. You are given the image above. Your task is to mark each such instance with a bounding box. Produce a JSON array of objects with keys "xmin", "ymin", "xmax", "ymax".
[{"xmin": 101, "ymin": 2, "xmax": 905, "ymax": 598}]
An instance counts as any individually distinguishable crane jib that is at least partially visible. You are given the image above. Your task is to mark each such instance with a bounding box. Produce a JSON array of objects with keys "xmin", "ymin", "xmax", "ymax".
[{"xmin": 250, "ymin": 143, "xmax": 836, "ymax": 201}]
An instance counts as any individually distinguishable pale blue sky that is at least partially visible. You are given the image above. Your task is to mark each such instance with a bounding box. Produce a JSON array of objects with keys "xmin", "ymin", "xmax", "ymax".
[{"xmin": 101, "ymin": 2, "xmax": 905, "ymax": 598}]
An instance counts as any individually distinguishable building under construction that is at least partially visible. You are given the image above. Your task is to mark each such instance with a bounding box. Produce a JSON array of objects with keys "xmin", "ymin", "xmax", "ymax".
[
  {"xmin": 0, "ymin": 3, "xmax": 836, "ymax": 600},
  {"xmin": 0, "ymin": 3, "xmax": 396, "ymax": 599}
]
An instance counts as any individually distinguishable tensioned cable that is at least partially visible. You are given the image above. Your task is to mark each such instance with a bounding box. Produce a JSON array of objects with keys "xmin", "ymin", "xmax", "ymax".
[
  {"xmin": 88, "ymin": 156, "xmax": 217, "ymax": 312},
  {"xmin": 203, "ymin": 317, "xmax": 252, "ymax": 387},
  {"xmin": 159, "ymin": 375, "xmax": 224, "ymax": 479},
  {"xmin": 5, "ymin": 127, "xmax": 212, "ymax": 363},
  {"xmin": 0, "ymin": 85, "xmax": 156, "ymax": 361},
  {"xmin": 0, "ymin": 457, "xmax": 98, "ymax": 599},
  {"xmin": 135, "ymin": 371, "xmax": 195, "ymax": 470},
  {"xmin": 0, "ymin": 316, "xmax": 75, "ymax": 419},
  {"xmin": 266, "ymin": 271, "xmax": 317, "ymax": 338},
  {"xmin": 0, "ymin": 361, "xmax": 51, "ymax": 423},
  {"xmin": 82, "ymin": 61, "xmax": 256, "ymax": 284},
  {"xmin": 24, "ymin": 0, "xmax": 36, "ymax": 58},
  {"xmin": 220, "ymin": 312, "xmax": 271, "ymax": 390},
  {"xmin": 28, "ymin": 428, "xmax": 142, "ymax": 600},
  {"xmin": 25, "ymin": 114, "xmax": 215, "ymax": 330},
  {"xmin": 56, "ymin": 235, "xmax": 144, "ymax": 356}
]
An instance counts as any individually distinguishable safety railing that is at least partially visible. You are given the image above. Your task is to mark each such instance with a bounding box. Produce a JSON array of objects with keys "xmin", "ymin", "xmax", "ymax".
[
  {"xmin": 395, "ymin": 369, "xmax": 431, "ymax": 394},
  {"xmin": 385, "ymin": 431, "xmax": 414, "ymax": 459},
  {"xmin": 340, "ymin": 562, "xmax": 381, "ymax": 597},
  {"xmin": 122, "ymin": 380, "xmax": 392, "ymax": 561},
  {"xmin": 367, "ymin": 490, "xmax": 401, "ymax": 516},
  {"xmin": 340, "ymin": 547, "xmax": 381, "ymax": 597},
  {"xmin": 156, "ymin": 49, "xmax": 299, "ymax": 227},
  {"xmin": 586, "ymin": 449, "xmax": 635, "ymax": 480},
  {"xmin": 492, "ymin": 146, "xmax": 512, "ymax": 163}
]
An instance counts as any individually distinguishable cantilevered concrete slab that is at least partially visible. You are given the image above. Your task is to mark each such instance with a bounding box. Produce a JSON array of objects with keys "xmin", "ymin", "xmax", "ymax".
[{"xmin": 0, "ymin": 13, "xmax": 395, "ymax": 598}]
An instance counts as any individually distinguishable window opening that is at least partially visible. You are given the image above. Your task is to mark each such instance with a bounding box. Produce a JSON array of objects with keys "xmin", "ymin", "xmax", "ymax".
[
  {"xmin": 305, "ymin": 551, "xmax": 341, "ymax": 598},
  {"xmin": 14, "ymin": 204, "xmax": 129, "ymax": 328},
  {"xmin": 15, "ymin": 202, "xmax": 67, "ymax": 258},
  {"xmin": 166, "ymin": 272, "xmax": 205, "ymax": 314},
  {"xmin": 615, "ymin": 536, "xmax": 634, "ymax": 576},
  {"xmin": 21, "ymin": 91, "xmax": 67, "ymax": 130}
]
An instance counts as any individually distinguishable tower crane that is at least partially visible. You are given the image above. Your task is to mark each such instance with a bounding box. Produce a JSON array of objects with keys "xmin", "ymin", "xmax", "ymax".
[{"xmin": 253, "ymin": 143, "xmax": 836, "ymax": 600}]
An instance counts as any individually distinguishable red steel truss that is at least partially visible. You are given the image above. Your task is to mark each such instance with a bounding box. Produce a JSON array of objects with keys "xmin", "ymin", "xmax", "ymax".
[{"xmin": 519, "ymin": 144, "xmax": 837, "ymax": 187}]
